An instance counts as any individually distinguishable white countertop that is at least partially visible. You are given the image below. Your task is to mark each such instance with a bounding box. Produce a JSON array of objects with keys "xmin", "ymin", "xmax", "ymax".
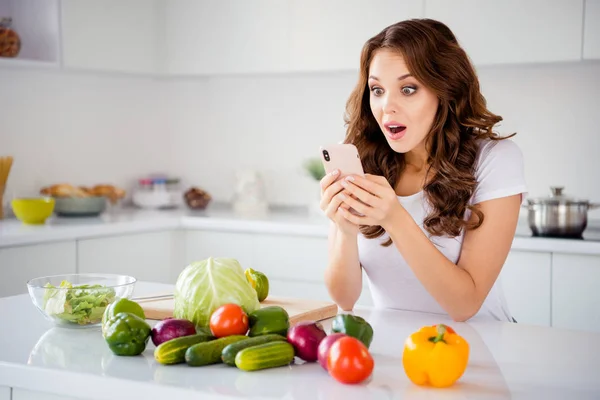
[
  {"xmin": 2, "ymin": 204, "xmax": 600, "ymax": 255},
  {"xmin": 1, "ymin": 282, "xmax": 599, "ymax": 400}
]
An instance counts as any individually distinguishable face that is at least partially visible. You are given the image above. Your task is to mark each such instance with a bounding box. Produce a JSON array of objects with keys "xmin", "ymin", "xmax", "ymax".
[{"xmin": 368, "ymin": 49, "xmax": 439, "ymax": 155}]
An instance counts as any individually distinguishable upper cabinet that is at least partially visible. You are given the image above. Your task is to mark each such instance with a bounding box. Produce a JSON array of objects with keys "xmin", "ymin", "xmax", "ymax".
[
  {"xmin": 165, "ymin": 0, "xmax": 291, "ymax": 75},
  {"xmin": 425, "ymin": 0, "xmax": 584, "ymax": 65},
  {"xmin": 0, "ymin": 0, "xmax": 60, "ymax": 67},
  {"xmin": 584, "ymin": 0, "xmax": 600, "ymax": 59},
  {"xmin": 61, "ymin": 0, "xmax": 162, "ymax": 74},
  {"xmin": 288, "ymin": 0, "xmax": 423, "ymax": 72},
  {"xmin": 2, "ymin": 0, "xmax": 596, "ymax": 75}
]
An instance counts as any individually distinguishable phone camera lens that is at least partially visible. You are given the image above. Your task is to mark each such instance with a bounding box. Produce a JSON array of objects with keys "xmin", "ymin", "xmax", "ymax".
[{"xmin": 322, "ymin": 150, "xmax": 330, "ymax": 161}]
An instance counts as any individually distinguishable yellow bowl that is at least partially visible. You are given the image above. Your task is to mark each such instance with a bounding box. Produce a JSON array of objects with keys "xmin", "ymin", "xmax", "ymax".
[{"xmin": 12, "ymin": 197, "xmax": 55, "ymax": 224}]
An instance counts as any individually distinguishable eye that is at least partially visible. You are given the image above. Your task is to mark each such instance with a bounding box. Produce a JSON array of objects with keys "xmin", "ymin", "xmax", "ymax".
[
  {"xmin": 401, "ymin": 86, "xmax": 417, "ymax": 96},
  {"xmin": 370, "ymin": 86, "xmax": 384, "ymax": 96}
]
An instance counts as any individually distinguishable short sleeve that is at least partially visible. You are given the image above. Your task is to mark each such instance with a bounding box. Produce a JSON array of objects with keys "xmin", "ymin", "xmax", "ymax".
[{"xmin": 471, "ymin": 139, "xmax": 528, "ymax": 205}]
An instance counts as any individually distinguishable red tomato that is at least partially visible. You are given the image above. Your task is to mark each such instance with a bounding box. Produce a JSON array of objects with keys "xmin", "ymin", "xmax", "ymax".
[
  {"xmin": 209, "ymin": 304, "xmax": 249, "ymax": 337},
  {"xmin": 327, "ymin": 336, "xmax": 374, "ymax": 384}
]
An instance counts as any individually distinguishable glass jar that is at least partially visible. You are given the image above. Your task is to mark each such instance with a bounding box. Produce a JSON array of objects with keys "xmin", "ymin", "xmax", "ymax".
[{"xmin": 0, "ymin": 18, "xmax": 21, "ymax": 58}]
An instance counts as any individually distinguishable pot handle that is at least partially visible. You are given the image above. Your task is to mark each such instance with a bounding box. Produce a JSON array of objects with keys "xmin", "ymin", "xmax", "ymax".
[{"xmin": 589, "ymin": 203, "xmax": 600, "ymax": 210}]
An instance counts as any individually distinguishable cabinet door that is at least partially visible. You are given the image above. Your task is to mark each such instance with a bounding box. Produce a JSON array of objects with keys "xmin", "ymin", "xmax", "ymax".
[
  {"xmin": 499, "ymin": 250, "xmax": 552, "ymax": 327},
  {"xmin": 12, "ymin": 388, "xmax": 84, "ymax": 400},
  {"xmin": 0, "ymin": 386, "xmax": 9, "ymax": 400},
  {"xmin": 552, "ymin": 253, "xmax": 600, "ymax": 332},
  {"xmin": 184, "ymin": 230, "xmax": 255, "ymax": 272},
  {"xmin": 61, "ymin": 0, "xmax": 161, "ymax": 74},
  {"xmin": 252, "ymin": 234, "xmax": 328, "ymax": 282},
  {"xmin": 425, "ymin": 0, "xmax": 584, "ymax": 65},
  {"xmin": 77, "ymin": 231, "xmax": 177, "ymax": 284},
  {"xmin": 584, "ymin": 0, "xmax": 600, "ymax": 59},
  {"xmin": 165, "ymin": 0, "xmax": 291, "ymax": 75},
  {"xmin": 0, "ymin": 241, "xmax": 77, "ymax": 297},
  {"xmin": 289, "ymin": 0, "xmax": 423, "ymax": 71}
]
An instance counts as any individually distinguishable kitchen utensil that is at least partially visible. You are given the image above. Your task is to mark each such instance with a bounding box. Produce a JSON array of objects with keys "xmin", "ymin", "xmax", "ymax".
[
  {"xmin": 27, "ymin": 273, "xmax": 136, "ymax": 329},
  {"xmin": 11, "ymin": 197, "xmax": 55, "ymax": 224},
  {"xmin": 54, "ymin": 196, "xmax": 106, "ymax": 217},
  {"xmin": 138, "ymin": 294, "xmax": 338, "ymax": 325},
  {"xmin": 0, "ymin": 156, "xmax": 14, "ymax": 219},
  {"xmin": 524, "ymin": 187, "xmax": 600, "ymax": 238},
  {"xmin": 232, "ymin": 170, "xmax": 269, "ymax": 218}
]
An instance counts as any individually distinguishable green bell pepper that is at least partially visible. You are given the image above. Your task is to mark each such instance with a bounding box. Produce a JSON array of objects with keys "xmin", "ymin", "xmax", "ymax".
[
  {"xmin": 331, "ymin": 313, "xmax": 374, "ymax": 349},
  {"xmin": 104, "ymin": 312, "xmax": 151, "ymax": 356},
  {"xmin": 248, "ymin": 306, "xmax": 290, "ymax": 337}
]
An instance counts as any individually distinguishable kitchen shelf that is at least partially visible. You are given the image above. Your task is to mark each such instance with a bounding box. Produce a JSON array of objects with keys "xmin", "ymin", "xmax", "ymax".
[{"xmin": 0, "ymin": 0, "xmax": 61, "ymax": 66}]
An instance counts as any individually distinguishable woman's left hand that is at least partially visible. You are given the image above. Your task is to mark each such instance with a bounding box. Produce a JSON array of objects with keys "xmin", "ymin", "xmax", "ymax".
[{"xmin": 339, "ymin": 174, "xmax": 404, "ymax": 229}]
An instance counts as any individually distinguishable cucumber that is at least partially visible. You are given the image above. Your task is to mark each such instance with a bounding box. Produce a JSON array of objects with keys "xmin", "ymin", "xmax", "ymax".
[
  {"xmin": 185, "ymin": 335, "xmax": 248, "ymax": 366},
  {"xmin": 221, "ymin": 334, "xmax": 287, "ymax": 366},
  {"xmin": 154, "ymin": 333, "xmax": 214, "ymax": 365},
  {"xmin": 235, "ymin": 341, "xmax": 295, "ymax": 371}
]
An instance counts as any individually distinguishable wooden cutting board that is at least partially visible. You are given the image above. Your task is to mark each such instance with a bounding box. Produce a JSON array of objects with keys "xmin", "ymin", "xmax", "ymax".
[{"xmin": 138, "ymin": 295, "xmax": 339, "ymax": 325}]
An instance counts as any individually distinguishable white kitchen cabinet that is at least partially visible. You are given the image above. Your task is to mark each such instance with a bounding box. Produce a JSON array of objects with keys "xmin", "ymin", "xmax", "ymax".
[
  {"xmin": 77, "ymin": 231, "xmax": 179, "ymax": 284},
  {"xmin": 289, "ymin": 0, "xmax": 423, "ymax": 72},
  {"xmin": 165, "ymin": 0, "xmax": 291, "ymax": 75},
  {"xmin": 252, "ymin": 233, "xmax": 328, "ymax": 282},
  {"xmin": 0, "ymin": 386, "xmax": 9, "ymax": 400},
  {"xmin": 184, "ymin": 230, "xmax": 255, "ymax": 272},
  {"xmin": 0, "ymin": 241, "xmax": 77, "ymax": 298},
  {"xmin": 61, "ymin": 0, "xmax": 162, "ymax": 74},
  {"xmin": 552, "ymin": 253, "xmax": 600, "ymax": 332},
  {"xmin": 425, "ymin": 0, "xmax": 584, "ymax": 65},
  {"xmin": 584, "ymin": 0, "xmax": 600, "ymax": 59},
  {"xmin": 269, "ymin": 278, "xmax": 373, "ymax": 306},
  {"xmin": 499, "ymin": 250, "xmax": 552, "ymax": 327},
  {"xmin": 12, "ymin": 388, "xmax": 83, "ymax": 400}
]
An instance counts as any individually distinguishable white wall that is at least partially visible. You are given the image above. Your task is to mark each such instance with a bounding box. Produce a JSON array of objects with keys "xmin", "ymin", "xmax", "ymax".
[
  {"xmin": 2, "ymin": 60, "xmax": 600, "ymax": 210},
  {"xmin": 0, "ymin": 69, "xmax": 169, "ymax": 201}
]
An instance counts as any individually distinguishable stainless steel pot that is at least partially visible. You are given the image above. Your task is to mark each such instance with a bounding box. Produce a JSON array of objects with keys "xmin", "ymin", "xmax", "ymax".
[{"xmin": 523, "ymin": 187, "xmax": 599, "ymax": 238}]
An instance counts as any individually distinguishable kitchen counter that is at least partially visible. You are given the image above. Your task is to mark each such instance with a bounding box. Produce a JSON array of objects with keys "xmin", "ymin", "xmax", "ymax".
[
  {"xmin": 2, "ymin": 203, "xmax": 600, "ymax": 255},
  {"xmin": 0, "ymin": 282, "xmax": 599, "ymax": 400}
]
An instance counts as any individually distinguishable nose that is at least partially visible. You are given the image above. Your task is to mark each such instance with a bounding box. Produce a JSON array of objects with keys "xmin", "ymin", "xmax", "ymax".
[{"xmin": 381, "ymin": 92, "xmax": 399, "ymax": 115}]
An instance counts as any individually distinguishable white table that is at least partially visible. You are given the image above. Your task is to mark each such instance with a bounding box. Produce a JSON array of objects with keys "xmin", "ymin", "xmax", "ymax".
[{"xmin": 0, "ymin": 282, "xmax": 599, "ymax": 400}]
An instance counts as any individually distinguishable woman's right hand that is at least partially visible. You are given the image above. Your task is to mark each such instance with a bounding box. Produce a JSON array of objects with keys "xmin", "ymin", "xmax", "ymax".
[{"xmin": 320, "ymin": 170, "xmax": 359, "ymax": 235}]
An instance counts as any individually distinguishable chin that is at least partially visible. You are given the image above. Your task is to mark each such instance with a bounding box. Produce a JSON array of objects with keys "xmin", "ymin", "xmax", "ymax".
[{"xmin": 384, "ymin": 137, "xmax": 415, "ymax": 154}]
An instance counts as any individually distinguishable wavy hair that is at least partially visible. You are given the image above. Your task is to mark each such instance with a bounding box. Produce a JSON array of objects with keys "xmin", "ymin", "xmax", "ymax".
[{"xmin": 344, "ymin": 19, "xmax": 512, "ymax": 246}]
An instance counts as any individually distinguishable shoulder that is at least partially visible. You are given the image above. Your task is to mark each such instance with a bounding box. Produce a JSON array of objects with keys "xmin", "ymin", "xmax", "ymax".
[
  {"xmin": 475, "ymin": 138, "xmax": 524, "ymax": 171},
  {"xmin": 471, "ymin": 137, "xmax": 527, "ymax": 205}
]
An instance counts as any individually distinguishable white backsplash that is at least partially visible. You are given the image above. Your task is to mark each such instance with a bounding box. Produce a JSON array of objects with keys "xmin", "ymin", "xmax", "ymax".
[{"xmin": 1, "ymin": 61, "xmax": 600, "ymax": 209}]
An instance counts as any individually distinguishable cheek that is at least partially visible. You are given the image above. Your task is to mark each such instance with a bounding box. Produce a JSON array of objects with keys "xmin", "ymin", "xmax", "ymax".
[{"xmin": 369, "ymin": 97, "xmax": 382, "ymax": 121}]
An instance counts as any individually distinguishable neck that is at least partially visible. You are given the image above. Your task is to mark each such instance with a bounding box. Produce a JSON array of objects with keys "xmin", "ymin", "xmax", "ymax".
[{"xmin": 404, "ymin": 144, "xmax": 429, "ymax": 172}]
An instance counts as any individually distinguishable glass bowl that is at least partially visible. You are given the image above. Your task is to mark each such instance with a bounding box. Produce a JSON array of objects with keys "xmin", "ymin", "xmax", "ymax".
[{"xmin": 27, "ymin": 273, "xmax": 136, "ymax": 329}]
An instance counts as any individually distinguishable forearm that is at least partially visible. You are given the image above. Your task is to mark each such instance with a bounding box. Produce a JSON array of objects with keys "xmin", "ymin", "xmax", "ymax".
[
  {"xmin": 384, "ymin": 209, "xmax": 478, "ymax": 321},
  {"xmin": 324, "ymin": 227, "xmax": 362, "ymax": 311}
]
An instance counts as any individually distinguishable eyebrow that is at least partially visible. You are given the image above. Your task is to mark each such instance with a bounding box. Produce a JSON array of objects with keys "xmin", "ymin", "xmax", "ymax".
[{"xmin": 368, "ymin": 74, "xmax": 412, "ymax": 81}]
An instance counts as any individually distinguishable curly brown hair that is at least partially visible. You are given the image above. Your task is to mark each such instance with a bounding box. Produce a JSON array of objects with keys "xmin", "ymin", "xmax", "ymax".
[{"xmin": 344, "ymin": 19, "xmax": 513, "ymax": 246}]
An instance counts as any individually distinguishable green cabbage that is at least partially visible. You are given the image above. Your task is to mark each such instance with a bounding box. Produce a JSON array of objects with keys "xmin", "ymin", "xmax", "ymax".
[{"xmin": 173, "ymin": 257, "xmax": 260, "ymax": 327}]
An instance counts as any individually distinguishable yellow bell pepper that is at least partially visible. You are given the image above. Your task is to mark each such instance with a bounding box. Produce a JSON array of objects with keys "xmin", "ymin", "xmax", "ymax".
[{"xmin": 402, "ymin": 324, "xmax": 470, "ymax": 388}]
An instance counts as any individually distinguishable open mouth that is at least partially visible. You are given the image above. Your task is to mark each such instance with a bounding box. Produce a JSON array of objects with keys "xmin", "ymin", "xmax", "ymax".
[{"xmin": 384, "ymin": 122, "xmax": 407, "ymax": 139}]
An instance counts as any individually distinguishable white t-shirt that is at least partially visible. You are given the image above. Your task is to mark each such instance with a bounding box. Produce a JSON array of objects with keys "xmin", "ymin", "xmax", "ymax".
[{"xmin": 358, "ymin": 138, "xmax": 527, "ymax": 321}]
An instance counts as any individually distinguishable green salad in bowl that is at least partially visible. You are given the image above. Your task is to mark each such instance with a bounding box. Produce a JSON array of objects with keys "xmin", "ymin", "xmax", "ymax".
[{"xmin": 27, "ymin": 274, "xmax": 136, "ymax": 328}]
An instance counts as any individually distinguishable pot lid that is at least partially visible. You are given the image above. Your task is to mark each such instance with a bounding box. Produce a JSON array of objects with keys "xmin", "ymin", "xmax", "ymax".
[{"xmin": 527, "ymin": 187, "xmax": 590, "ymax": 206}]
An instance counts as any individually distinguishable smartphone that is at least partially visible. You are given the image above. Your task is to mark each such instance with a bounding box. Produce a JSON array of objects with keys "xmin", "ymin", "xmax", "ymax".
[
  {"xmin": 319, "ymin": 143, "xmax": 365, "ymax": 180},
  {"xmin": 320, "ymin": 143, "xmax": 366, "ymax": 216}
]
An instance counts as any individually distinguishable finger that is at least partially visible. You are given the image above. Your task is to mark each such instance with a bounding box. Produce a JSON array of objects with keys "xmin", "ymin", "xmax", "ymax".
[
  {"xmin": 324, "ymin": 191, "xmax": 347, "ymax": 218},
  {"xmin": 320, "ymin": 169, "xmax": 340, "ymax": 191},
  {"xmin": 339, "ymin": 206, "xmax": 367, "ymax": 225},
  {"xmin": 341, "ymin": 193, "xmax": 372, "ymax": 215},
  {"xmin": 320, "ymin": 181, "xmax": 344, "ymax": 210},
  {"xmin": 340, "ymin": 178, "xmax": 379, "ymax": 206},
  {"xmin": 345, "ymin": 175, "xmax": 386, "ymax": 198}
]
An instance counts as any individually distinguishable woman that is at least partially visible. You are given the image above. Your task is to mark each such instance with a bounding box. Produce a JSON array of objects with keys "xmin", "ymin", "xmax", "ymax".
[{"xmin": 320, "ymin": 19, "xmax": 527, "ymax": 322}]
